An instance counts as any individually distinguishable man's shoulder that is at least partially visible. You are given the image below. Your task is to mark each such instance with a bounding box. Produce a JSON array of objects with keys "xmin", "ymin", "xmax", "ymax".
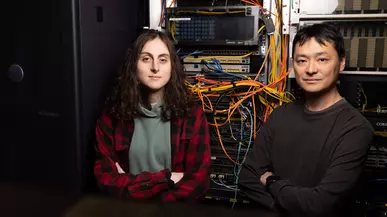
[
  {"xmin": 279, "ymin": 100, "xmax": 303, "ymax": 110},
  {"xmin": 333, "ymin": 103, "xmax": 374, "ymax": 152},
  {"xmin": 339, "ymin": 103, "xmax": 374, "ymax": 132},
  {"xmin": 270, "ymin": 100, "xmax": 303, "ymax": 116},
  {"xmin": 262, "ymin": 101, "xmax": 303, "ymax": 127}
]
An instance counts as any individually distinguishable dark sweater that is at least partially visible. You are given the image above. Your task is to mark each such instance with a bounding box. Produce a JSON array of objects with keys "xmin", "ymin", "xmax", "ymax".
[{"xmin": 239, "ymin": 99, "xmax": 374, "ymax": 216}]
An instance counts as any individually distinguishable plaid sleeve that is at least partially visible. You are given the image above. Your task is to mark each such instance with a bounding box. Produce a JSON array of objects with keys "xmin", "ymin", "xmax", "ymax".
[
  {"xmin": 94, "ymin": 113, "xmax": 172, "ymax": 200},
  {"xmin": 161, "ymin": 108, "xmax": 211, "ymax": 201}
]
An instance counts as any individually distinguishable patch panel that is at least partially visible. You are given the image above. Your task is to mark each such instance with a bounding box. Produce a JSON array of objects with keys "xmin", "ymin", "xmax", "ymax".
[
  {"xmin": 210, "ymin": 172, "xmax": 237, "ymax": 185},
  {"xmin": 183, "ymin": 56, "xmax": 251, "ymax": 64},
  {"xmin": 186, "ymin": 72, "xmax": 261, "ymax": 82},
  {"xmin": 179, "ymin": 49, "xmax": 261, "ymax": 56},
  {"xmin": 166, "ymin": 6, "xmax": 260, "ymax": 46},
  {"xmin": 184, "ymin": 63, "xmax": 251, "ymax": 73},
  {"xmin": 366, "ymin": 144, "xmax": 387, "ymax": 169},
  {"xmin": 332, "ymin": 0, "xmax": 387, "ymax": 13}
]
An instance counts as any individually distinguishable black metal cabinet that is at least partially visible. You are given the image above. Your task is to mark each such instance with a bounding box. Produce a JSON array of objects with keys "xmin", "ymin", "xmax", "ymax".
[{"xmin": 0, "ymin": 0, "xmax": 146, "ymax": 192}]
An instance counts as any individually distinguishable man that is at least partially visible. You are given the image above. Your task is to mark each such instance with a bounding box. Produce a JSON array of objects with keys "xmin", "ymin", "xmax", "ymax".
[{"xmin": 239, "ymin": 23, "xmax": 373, "ymax": 216}]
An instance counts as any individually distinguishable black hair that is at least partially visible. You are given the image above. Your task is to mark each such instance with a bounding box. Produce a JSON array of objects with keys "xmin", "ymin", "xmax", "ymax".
[{"xmin": 292, "ymin": 23, "xmax": 345, "ymax": 60}]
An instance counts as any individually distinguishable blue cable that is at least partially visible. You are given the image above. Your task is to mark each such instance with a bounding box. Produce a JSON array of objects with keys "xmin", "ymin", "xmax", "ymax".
[
  {"xmin": 202, "ymin": 59, "xmax": 246, "ymax": 79},
  {"xmin": 232, "ymin": 105, "xmax": 254, "ymax": 209},
  {"xmin": 180, "ymin": 50, "xmax": 202, "ymax": 60},
  {"xmin": 211, "ymin": 177, "xmax": 237, "ymax": 190}
]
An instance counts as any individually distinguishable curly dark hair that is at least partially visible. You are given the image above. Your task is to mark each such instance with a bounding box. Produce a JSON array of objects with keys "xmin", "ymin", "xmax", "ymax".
[{"xmin": 106, "ymin": 30, "xmax": 193, "ymax": 121}]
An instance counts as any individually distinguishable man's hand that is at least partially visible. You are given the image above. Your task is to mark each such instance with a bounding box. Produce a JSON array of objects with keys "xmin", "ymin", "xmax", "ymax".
[
  {"xmin": 116, "ymin": 162, "xmax": 126, "ymax": 174},
  {"xmin": 171, "ymin": 172, "xmax": 184, "ymax": 184},
  {"xmin": 260, "ymin": 171, "xmax": 274, "ymax": 185}
]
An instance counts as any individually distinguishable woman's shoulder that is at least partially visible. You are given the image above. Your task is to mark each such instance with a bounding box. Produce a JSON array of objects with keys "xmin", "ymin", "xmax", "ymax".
[
  {"xmin": 97, "ymin": 111, "xmax": 114, "ymax": 125},
  {"xmin": 179, "ymin": 105, "xmax": 207, "ymax": 126},
  {"xmin": 173, "ymin": 104, "xmax": 205, "ymax": 123},
  {"xmin": 188, "ymin": 105, "xmax": 205, "ymax": 117},
  {"xmin": 97, "ymin": 111, "xmax": 134, "ymax": 129}
]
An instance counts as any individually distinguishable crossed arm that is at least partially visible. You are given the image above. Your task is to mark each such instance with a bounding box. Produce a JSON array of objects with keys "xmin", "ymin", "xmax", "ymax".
[
  {"xmin": 239, "ymin": 116, "xmax": 373, "ymax": 215},
  {"xmin": 94, "ymin": 111, "xmax": 211, "ymax": 201}
]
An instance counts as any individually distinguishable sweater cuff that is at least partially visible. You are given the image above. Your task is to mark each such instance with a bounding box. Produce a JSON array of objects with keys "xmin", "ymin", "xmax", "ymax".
[
  {"xmin": 268, "ymin": 179, "xmax": 288, "ymax": 198},
  {"xmin": 159, "ymin": 168, "xmax": 175, "ymax": 188},
  {"xmin": 164, "ymin": 169, "xmax": 175, "ymax": 188}
]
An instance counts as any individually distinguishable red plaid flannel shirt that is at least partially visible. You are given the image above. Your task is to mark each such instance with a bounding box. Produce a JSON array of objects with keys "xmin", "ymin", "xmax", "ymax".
[{"xmin": 94, "ymin": 107, "xmax": 211, "ymax": 202}]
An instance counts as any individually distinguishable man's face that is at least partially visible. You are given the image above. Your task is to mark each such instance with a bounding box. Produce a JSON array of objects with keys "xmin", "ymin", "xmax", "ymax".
[{"xmin": 293, "ymin": 37, "xmax": 345, "ymax": 94}]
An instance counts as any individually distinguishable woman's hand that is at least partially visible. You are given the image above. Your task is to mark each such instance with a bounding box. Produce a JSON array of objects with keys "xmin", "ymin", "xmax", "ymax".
[
  {"xmin": 116, "ymin": 162, "xmax": 126, "ymax": 174},
  {"xmin": 171, "ymin": 172, "xmax": 184, "ymax": 184}
]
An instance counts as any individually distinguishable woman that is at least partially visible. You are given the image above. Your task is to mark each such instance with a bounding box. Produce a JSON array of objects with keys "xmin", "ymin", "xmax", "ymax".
[{"xmin": 94, "ymin": 30, "xmax": 211, "ymax": 202}]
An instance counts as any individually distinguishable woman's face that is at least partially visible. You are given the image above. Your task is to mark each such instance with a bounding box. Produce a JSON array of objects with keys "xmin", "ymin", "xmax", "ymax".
[{"xmin": 136, "ymin": 37, "xmax": 172, "ymax": 93}]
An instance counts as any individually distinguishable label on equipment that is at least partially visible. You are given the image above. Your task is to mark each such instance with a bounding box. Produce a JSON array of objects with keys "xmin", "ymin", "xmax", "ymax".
[{"xmin": 169, "ymin": 18, "xmax": 191, "ymax": 21}]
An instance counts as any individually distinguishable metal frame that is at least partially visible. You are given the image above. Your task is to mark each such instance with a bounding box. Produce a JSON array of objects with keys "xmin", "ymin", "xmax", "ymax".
[
  {"xmin": 282, "ymin": 0, "xmax": 290, "ymax": 34},
  {"xmin": 148, "ymin": 0, "xmax": 162, "ymax": 30},
  {"xmin": 339, "ymin": 74, "xmax": 387, "ymax": 82},
  {"xmin": 287, "ymin": 1, "xmax": 387, "ymax": 78},
  {"xmin": 299, "ymin": 13, "xmax": 387, "ymax": 21},
  {"xmin": 290, "ymin": 0, "xmax": 300, "ymax": 24},
  {"xmin": 340, "ymin": 71, "xmax": 387, "ymax": 76}
]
